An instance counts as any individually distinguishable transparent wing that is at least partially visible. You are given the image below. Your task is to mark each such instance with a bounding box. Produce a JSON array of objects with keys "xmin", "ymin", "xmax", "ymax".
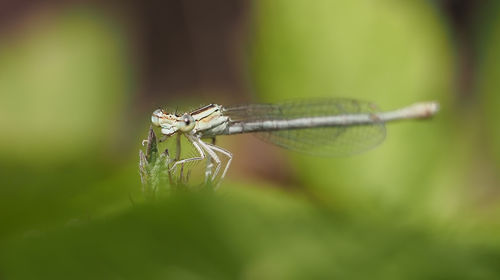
[{"xmin": 224, "ymin": 98, "xmax": 386, "ymax": 156}]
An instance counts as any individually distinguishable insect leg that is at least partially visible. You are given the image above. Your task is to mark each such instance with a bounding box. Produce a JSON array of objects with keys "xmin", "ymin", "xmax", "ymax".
[
  {"xmin": 196, "ymin": 139, "xmax": 222, "ymax": 181},
  {"xmin": 170, "ymin": 135, "xmax": 205, "ymax": 173},
  {"xmin": 204, "ymin": 143, "xmax": 232, "ymax": 187}
]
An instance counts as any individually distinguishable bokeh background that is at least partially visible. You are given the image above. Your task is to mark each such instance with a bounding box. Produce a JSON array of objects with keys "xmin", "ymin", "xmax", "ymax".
[{"xmin": 1, "ymin": 0, "xmax": 500, "ymax": 279}]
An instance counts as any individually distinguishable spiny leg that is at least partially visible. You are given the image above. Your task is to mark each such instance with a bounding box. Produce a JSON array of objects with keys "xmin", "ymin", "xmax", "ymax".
[
  {"xmin": 204, "ymin": 146, "xmax": 214, "ymax": 184},
  {"xmin": 170, "ymin": 136, "xmax": 205, "ymax": 174},
  {"xmin": 196, "ymin": 139, "xmax": 222, "ymax": 182},
  {"xmin": 203, "ymin": 135, "xmax": 216, "ymax": 181},
  {"xmin": 204, "ymin": 137, "xmax": 216, "ymax": 181},
  {"xmin": 204, "ymin": 157, "xmax": 214, "ymax": 184},
  {"xmin": 205, "ymin": 143, "xmax": 232, "ymax": 184}
]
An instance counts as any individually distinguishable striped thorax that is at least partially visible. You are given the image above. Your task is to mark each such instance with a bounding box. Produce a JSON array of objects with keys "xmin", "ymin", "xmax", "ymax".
[{"xmin": 151, "ymin": 104, "xmax": 229, "ymax": 137}]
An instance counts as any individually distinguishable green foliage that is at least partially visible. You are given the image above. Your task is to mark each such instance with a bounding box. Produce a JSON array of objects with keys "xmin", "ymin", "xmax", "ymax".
[
  {"xmin": 250, "ymin": 0, "xmax": 464, "ymax": 220},
  {"xmin": 479, "ymin": 4, "xmax": 500, "ymax": 168},
  {"xmin": 0, "ymin": 9, "xmax": 133, "ymax": 163},
  {"xmin": 2, "ymin": 189, "xmax": 500, "ymax": 280}
]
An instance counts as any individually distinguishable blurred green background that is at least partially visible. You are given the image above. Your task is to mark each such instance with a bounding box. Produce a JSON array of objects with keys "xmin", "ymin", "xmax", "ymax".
[{"xmin": 1, "ymin": 0, "xmax": 500, "ymax": 279}]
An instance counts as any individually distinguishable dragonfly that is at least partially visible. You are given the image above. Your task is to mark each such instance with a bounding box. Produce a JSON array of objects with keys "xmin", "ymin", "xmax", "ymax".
[{"xmin": 150, "ymin": 98, "xmax": 439, "ymax": 187}]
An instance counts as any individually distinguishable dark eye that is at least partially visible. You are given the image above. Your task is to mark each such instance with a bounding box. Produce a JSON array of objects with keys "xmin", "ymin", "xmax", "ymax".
[{"xmin": 178, "ymin": 114, "xmax": 195, "ymax": 132}]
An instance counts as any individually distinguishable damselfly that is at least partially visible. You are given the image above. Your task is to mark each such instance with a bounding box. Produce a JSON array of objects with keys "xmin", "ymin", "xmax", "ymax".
[{"xmin": 151, "ymin": 99, "xmax": 439, "ymax": 187}]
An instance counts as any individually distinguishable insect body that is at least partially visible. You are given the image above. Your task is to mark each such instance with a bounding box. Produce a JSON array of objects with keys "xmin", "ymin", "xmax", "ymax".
[{"xmin": 151, "ymin": 99, "xmax": 439, "ymax": 187}]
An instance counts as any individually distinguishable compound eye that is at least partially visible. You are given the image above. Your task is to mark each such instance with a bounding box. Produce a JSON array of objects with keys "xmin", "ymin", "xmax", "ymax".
[
  {"xmin": 151, "ymin": 109, "xmax": 163, "ymax": 126},
  {"xmin": 179, "ymin": 113, "xmax": 195, "ymax": 132}
]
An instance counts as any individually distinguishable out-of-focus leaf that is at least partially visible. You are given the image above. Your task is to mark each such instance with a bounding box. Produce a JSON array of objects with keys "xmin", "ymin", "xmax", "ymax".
[
  {"xmin": 0, "ymin": 9, "xmax": 133, "ymax": 163},
  {"xmin": 479, "ymin": 3, "xmax": 500, "ymax": 169},
  {"xmin": 250, "ymin": 0, "xmax": 455, "ymax": 217},
  {"xmin": 1, "ymin": 189, "xmax": 500, "ymax": 280}
]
